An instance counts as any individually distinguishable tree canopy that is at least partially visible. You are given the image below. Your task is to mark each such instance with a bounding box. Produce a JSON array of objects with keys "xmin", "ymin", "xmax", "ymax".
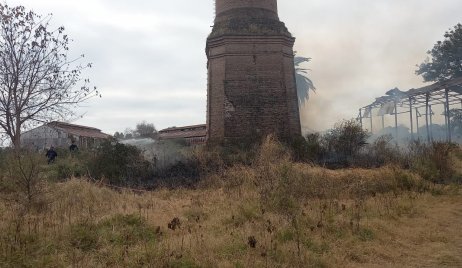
[
  {"xmin": 135, "ymin": 121, "xmax": 157, "ymax": 139},
  {"xmin": 416, "ymin": 23, "xmax": 462, "ymax": 82},
  {"xmin": 0, "ymin": 4, "xmax": 98, "ymax": 148}
]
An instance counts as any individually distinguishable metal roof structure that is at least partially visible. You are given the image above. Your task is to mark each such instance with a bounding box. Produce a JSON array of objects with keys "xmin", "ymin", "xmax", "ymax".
[{"xmin": 358, "ymin": 76, "xmax": 462, "ymax": 142}]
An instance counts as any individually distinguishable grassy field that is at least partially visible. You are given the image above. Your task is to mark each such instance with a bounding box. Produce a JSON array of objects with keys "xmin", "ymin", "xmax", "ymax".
[
  {"xmin": 1, "ymin": 175, "xmax": 461, "ymax": 267},
  {"xmin": 0, "ymin": 140, "xmax": 461, "ymax": 267}
]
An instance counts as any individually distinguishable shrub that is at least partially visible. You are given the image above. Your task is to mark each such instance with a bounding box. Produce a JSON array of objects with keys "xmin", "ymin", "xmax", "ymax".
[
  {"xmin": 69, "ymin": 223, "xmax": 99, "ymax": 251},
  {"xmin": 354, "ymin": 135, "xmax": 407, "ymax": 168},
  {"xmin": 188, "ymin": 146, "xmax": 222, "ymax": 176},
  {"xmin": 0, "ymin": 151, "xmax": 48, "ymax": 211},
  {"xmin": 409, "ymin": 141, "xmax": 458, "ymax": 183},
  {"xmin": 86, "ymin": 140, "xmax": 152, "ymax": 185},
  {"xmin": 290, "ymin": 134, "xmax": 324, "ymax": 163},
  {"xmin": 44, "ymin": 155, "xmax": 88, "ymax": 181},
  {"xmin": 320, "ymin": 119, "xmax": 369, "ymax": 167},
  {"xmin": 304, "ymin": 133, "xmax": 325, "ymax": 161}
]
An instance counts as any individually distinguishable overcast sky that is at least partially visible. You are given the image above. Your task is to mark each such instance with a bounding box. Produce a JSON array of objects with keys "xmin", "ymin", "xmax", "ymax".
[{"xmin": 7, "ymin": 0, "xmax": 462, "ymax": 134}]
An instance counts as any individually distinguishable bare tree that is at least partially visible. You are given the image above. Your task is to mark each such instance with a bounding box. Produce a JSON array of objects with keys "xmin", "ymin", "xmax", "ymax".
[{"xmin": 0, "ymin": 4, "xmax": 99, "ymax": 149}]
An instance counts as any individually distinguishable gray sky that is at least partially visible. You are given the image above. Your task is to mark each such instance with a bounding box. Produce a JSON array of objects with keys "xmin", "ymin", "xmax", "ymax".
[{"xmin": 8, "ymin": 0, "xmax": 462, "ymax": 134}]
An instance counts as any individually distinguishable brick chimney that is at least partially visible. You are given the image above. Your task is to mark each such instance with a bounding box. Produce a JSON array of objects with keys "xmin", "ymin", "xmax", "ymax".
[
  {"xmin": 215, "ymin": 0, "xmax": 278, "ymax": 15},
  {"xmin": 206, "ymin": 0, "xmax": 301, "ymax": 144}
]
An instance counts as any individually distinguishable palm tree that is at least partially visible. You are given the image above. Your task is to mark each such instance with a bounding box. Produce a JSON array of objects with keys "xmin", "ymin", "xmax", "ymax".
[{"xmin": 294, "ymin": 55, "xmax": 316, "ymax": 106}]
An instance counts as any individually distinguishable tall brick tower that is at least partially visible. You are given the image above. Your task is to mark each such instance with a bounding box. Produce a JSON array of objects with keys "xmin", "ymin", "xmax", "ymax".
[{"xmin": 206, "ymin": 0, "xmax": 301, "ymax": 144}]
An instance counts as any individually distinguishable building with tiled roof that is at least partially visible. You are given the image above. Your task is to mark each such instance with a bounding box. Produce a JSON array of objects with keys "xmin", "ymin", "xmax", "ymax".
[
  {"xmin": 158, "ymin": 124, "xmax": 206, "ymax": 145},
  {"xmin": 21, "ymin": 121, "xmax": 111, "ymax": 150}
]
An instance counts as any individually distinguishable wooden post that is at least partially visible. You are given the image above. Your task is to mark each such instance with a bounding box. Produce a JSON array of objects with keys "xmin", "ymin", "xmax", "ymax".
[
  {"xmin": 429, "ymin": 105, "xmax": 433, "ymax": 141},
  {"xmin": 445, "ymin": 89, "xmax": 451, "ymax": 142},
  {"xmin": 409, "ymin": 97, "xmax": 414, "ymax": 140},
  {"xmin": 394, "ymin": 101, "xmax": 398, "ymax": 140},
  {"xmin": 370, "ymin": 108, "xmax": 373, "ymax": 134}
]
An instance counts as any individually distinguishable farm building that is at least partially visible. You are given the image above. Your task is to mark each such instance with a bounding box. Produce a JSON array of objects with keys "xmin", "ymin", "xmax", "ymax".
[
  {"xmin": 21, "ymin": 121, "xmax": 111, "ymax": 150},
  {"xmin": 158, "ymin": 124, "xmax": 206, "ymax": 145}
]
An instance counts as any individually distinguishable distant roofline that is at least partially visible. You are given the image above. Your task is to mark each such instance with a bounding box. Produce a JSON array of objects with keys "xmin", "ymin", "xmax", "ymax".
[
  {"xmin": 159, "ymin": 124, "xmax": 206, "ymax": 133},
  {"xmin": 48, "ymin": 121, "xmax": 101, "ymax": 132}
]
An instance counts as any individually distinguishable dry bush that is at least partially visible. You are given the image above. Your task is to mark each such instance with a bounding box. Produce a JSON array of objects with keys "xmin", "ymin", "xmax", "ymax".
[
  {"xmin": 409, "ymin": 141, "xmax": 459, "ymax": 183},
  {"xmin": 0, "ymin": 152, "xmax": 49, "ymax": 212},
  {"xmin": 254, "ymin": 135, "xmax": 291, "ymax": 167},
  {"xmin": 353, "ymin": 134, "xmax": 408, "ymax": 168},
  {"xmin": 191, "ymin": 145, "xmax": 225, "ymax": 176}
]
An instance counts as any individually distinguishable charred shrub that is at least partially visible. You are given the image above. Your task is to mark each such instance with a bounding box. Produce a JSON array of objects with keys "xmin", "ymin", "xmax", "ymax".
[
  {"xmin": 153, "ymin": 159, "xmax": 200, "ymax": 188},
  {"xmin": 87, "ymin": 140, "xmax": 152, "ymax": 186},
  {"xmin": 368, "ymin": 135, "xmax": 404, "ymax": 166},
  {"xmin": 353, "ymin": 135, "xmax": 408, "ymax": 168}
]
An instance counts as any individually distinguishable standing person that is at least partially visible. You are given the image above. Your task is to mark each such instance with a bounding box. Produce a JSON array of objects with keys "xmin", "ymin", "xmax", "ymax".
[
  {"xmin": 69, "ymin": 142, "xmax": 78, "ymax": 152},
  {"xmin": 45, "ymin": 146, "xmax": 58, "ymax": 164}
]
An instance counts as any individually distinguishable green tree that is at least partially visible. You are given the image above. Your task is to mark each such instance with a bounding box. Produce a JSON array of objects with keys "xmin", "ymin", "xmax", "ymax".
[
  {"xmin": 294, "ymin": 55, "xmax": 316, "ymax": 106},
  {"xmin": 135, "ymin": 121, "xmax": 157, "ymax": 139},
  {"xmin": 124, "ymin": 128, "xmax": 134, "ymax": 140},
  {"xmin": 0, "ymin": 4, "xmax": 98, "ymax": 149},
  {"xmin": 416, "ymin": 23, "xmax": 462, "ymax": 82},
  {"xmin": 113, "ymin": 132, "xmax": 125, "ymax": 140}
]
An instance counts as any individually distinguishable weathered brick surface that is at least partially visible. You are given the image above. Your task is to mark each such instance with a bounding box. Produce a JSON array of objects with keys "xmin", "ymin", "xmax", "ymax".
[
  {"xmin": 216, "ymin": 0, "xmax": 277, "ymax": 15},
  {"xmin": 206, "ymin": 0, "xmax": 301, "ymax": 144}
]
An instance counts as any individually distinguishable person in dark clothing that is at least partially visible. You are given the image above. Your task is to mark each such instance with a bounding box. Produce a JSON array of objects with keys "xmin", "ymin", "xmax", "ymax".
[
  {"xmin": 69, "ymin": 142, "xmax": 78, "ymax": 152},
  {"xmin": 46, "ymin": 146, "xmax": 58, "ymax": 164}
]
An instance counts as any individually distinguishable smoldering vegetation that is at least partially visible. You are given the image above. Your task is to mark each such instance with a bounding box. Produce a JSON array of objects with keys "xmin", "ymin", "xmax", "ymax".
[{"xmin": 2, "ymin": 119, "xmax": 460, "ymax": 191}]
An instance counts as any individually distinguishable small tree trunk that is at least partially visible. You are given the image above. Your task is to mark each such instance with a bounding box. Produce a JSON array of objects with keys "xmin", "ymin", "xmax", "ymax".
[
  {"xmin": 13, "ymin": 134, "xmax": 21, "ymax": 151},
  {"xmin": 13, "ymin": 122, "xmax": 22, "ymax": 152}
]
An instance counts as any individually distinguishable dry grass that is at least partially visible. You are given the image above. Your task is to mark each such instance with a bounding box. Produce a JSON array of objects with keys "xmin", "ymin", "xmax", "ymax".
[
  {"xmin": 0, "ymin": 138, "xmax": 461, "ymax": 267},
  {"xmin": 1, "ymin": 175, "xmax": 460, "ymax": 267}
]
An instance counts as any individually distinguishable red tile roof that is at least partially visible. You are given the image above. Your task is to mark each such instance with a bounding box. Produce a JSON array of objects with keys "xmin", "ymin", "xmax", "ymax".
[
  {"xmin": 159, "ymin": 124, "xmax": 206, "ymax": 140},
  {"xmin": 48, "ymin": 121, "xmax": 111, "ymax": 139}
]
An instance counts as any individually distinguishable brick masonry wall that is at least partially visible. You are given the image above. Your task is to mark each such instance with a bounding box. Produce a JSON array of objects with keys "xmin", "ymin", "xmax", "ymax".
[
  {"xmin": 216, "ymin": 0, "xmax": 278, "ymax": 15},
  {"xmin": 206, "ymin": 36, "xmax": 301, "ymax": 143}
]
